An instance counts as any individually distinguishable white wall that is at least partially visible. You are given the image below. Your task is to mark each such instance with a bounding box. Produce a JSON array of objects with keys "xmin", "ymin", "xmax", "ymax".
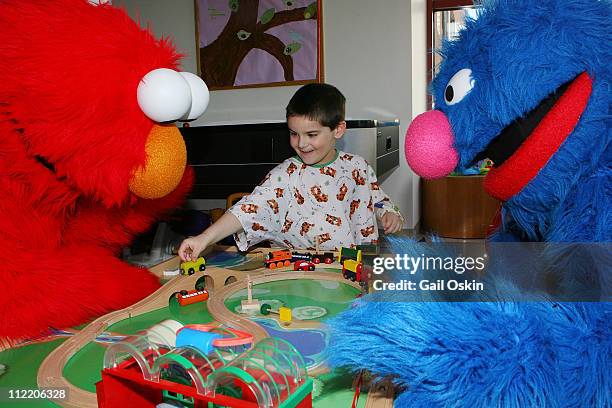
[
  {"xmin": 114, "ymin": 0, "xmax": 199, "ymax": 73},
  {"xmin": 323, "ymin": 0, "xmax": 414, "ymax": 228},
  {"xmin": 117, "ymin": 0, "xmax": 426, "ymax": 228}
]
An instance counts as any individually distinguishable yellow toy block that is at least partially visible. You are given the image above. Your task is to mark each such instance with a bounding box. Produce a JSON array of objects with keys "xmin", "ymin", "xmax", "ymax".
[{"xmin": 279, "ymin": 307, "xmax": 292, "ymax": 323}]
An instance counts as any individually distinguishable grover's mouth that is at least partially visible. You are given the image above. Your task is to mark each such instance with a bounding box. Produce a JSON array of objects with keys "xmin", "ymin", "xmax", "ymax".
[
  {"xmin": 472, "ymin": 72, "xmax": 592, "ymax": 201},
  {"xmin": 472, "ymin": 78, "xmax": 573, "ymax": 168}
]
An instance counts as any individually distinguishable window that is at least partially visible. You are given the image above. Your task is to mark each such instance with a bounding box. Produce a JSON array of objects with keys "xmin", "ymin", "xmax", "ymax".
[{"xmin": 427, "ymin": 0, "xmax": 480, "ymax": 107}]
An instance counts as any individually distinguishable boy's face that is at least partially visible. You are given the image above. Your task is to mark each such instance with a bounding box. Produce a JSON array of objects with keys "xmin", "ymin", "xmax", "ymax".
[{"xmin": 288, "ymin": 115, "xmax": 346, "ymax": 166}]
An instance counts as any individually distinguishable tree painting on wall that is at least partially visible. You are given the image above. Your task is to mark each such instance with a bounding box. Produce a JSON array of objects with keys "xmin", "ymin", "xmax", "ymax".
[{"xmin": 196, "ymin": 0, "xmax": 322, "ymax": 90}]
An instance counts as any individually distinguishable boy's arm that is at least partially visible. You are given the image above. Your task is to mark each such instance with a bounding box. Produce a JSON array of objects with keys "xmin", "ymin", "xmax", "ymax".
[
  {"xmin": 365, "ymin": 164, "xmax": 404, "ymax": 231},
  {"xmin": 179, "ymin": 211, "xmax": 243, "ymax": 261},
  {"xmin": 227, "ymin": 162, "xmax": 292, "ymax": 251}
]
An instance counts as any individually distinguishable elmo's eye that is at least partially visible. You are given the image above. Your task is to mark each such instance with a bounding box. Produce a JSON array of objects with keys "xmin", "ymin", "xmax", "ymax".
[
  {"xmin": 137, "ymin": 69, "xmax": 210, "ymax": 123},
  {"xmin": 137, "ymin": 68, "xmax": 191, "ymax": 122},
  {"xmin": 444, "ymin": 68, "xmax": 475, "ymax": 106},
  {"xmin": 178, "ymin": 72, "xmax": 210, "ymax": 121}
]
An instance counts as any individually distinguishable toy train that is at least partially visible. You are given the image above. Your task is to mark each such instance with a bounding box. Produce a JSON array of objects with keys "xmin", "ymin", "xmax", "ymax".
[
  {"xmin": 264, "ymin": 250, "xmax": 334, "ymax": 269},
  {"xmin": 264, "ymin": 249, "xmax": 293, "ymax": 269},
  {"xmin": 263, "ymin": 246, "xmax": 370, "ymax": 286},
  {"xmin": 339, "ymin": 247, "xmax": 366, "ymax": 283},
  {"xmin": 176, "ymin": 289, "xmax": 209, "ymax": 306},
  {"xmin": 179, "ymin": 256, "xmax": 206, "ymax": 276},
  {"xmin": 310, "ymin": 252, "xmax": 334, "ymax": 264}
]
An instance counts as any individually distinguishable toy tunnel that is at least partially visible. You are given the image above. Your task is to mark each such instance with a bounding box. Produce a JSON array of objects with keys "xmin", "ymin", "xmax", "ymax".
[
  {"xmin": 103, "ymin": 334, "xmax": 171, "ymax": 381},
  {"xmin": 100, "ymin": 335, "xmax": 311, "ymax": 407},
  {"xmin": 205, "ymin": 338, "xmax": 310, "ymax": 407}
]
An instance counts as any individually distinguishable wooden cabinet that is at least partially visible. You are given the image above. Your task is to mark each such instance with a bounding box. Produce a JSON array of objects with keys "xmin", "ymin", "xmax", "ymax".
[{"xmin": 421, "ymin": 175, "xmax": 500, "ymax": 239}]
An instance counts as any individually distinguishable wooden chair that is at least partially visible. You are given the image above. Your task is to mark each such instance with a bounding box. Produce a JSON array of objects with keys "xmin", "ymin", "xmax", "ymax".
[{"xmin": 226, "ymin": 192, "xmax": 249, "ymax": 209}]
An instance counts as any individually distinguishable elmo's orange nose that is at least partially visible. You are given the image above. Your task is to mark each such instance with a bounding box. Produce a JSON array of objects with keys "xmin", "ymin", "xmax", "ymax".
[{"xmin": 129, "ymin": 124, "xmax": 186, "ymax": 199}]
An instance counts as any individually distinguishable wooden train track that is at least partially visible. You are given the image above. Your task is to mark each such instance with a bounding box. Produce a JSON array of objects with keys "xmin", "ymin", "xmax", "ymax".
[
  {"xmin": 206, "ymin": 268, "xmax": 364, "ymax": 377},
  {"xmin": 37, "ymin": 270, "xmax": 203, "ymax": 408},
  {"xmin": 35, "ymin": 259, "xmax": 376, "ymax": 407}
]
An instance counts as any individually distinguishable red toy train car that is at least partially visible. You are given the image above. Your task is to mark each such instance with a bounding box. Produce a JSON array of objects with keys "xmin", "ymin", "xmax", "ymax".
[{"xmin": 176, "ymin": 289, "xmax": 209, "ymax": 306}]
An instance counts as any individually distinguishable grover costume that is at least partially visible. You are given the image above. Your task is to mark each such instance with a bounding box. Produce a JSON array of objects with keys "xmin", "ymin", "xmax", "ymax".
[
  {"xmin": 0, "ymin": 0, "xmax": 208, "ymax": 344},
  {"xmin": 327, "ymin": 0, "xmax": 611, "ymax": 406}
]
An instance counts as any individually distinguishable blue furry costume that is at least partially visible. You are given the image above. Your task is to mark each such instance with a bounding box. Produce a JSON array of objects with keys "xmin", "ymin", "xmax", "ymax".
[{"xmin": 327, "ymin": 0, "xmax": 611, "ymax": 406}]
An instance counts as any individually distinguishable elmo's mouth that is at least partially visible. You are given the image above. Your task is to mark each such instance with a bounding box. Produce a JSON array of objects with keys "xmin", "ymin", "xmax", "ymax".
[{"xmin": 472, "ymin": 72, "xmax": 592, "ymax": 201}]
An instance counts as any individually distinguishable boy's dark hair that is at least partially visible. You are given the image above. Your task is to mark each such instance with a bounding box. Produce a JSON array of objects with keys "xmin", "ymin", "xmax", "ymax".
[{"xmin": 286, "ymin": 83, "xmax": 345, "ymax": 130}]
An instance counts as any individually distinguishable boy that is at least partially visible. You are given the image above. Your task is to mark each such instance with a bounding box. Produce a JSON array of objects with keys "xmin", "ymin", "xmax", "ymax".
[{"xmin": 179, "ymin": 83, "xmax": 403, "ymax": 261}]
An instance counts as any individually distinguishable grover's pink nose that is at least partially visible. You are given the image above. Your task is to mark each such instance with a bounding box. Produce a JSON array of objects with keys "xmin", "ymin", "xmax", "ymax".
[{"xmin": 405, "ymin": 110, "xmax": 459, "ymax": 179}]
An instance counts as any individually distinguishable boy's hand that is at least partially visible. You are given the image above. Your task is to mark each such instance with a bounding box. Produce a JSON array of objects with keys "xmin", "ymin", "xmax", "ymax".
[
  {"xmin": 178, "ymin": 235, "xmax": 209, "ymax": 261},
  {"xmin": 381, "ymin": 212, "xmax": 403, "ymax": 234}
]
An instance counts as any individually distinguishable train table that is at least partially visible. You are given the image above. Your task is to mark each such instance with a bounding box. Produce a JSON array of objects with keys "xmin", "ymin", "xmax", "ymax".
[{"xmin": 0, "ymin": 246, "xmax": 393, "ymax": 407}]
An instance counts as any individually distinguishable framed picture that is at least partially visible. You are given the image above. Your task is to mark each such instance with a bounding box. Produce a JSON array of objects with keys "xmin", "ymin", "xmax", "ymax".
[{"xmin": 195, "ymin": 0, "xmax": 323, "ymax": 90}]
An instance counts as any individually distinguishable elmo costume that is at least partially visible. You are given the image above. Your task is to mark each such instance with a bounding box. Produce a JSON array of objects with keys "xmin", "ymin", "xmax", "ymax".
[{"xmin": 0, "ymin": 0, "xmax": 208, "ymax": 344}]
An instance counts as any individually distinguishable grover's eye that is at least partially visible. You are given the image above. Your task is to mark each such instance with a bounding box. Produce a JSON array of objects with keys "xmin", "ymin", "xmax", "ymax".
[{"xmin": 444, "ymin": 68, "xmax": 475, "ymax": 105}]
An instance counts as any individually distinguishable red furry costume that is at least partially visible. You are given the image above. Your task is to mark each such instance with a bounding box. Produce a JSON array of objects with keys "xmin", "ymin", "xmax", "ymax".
[{"xmin": 0, "ymin": 0, "xmax": 195, "ymax": 343}]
